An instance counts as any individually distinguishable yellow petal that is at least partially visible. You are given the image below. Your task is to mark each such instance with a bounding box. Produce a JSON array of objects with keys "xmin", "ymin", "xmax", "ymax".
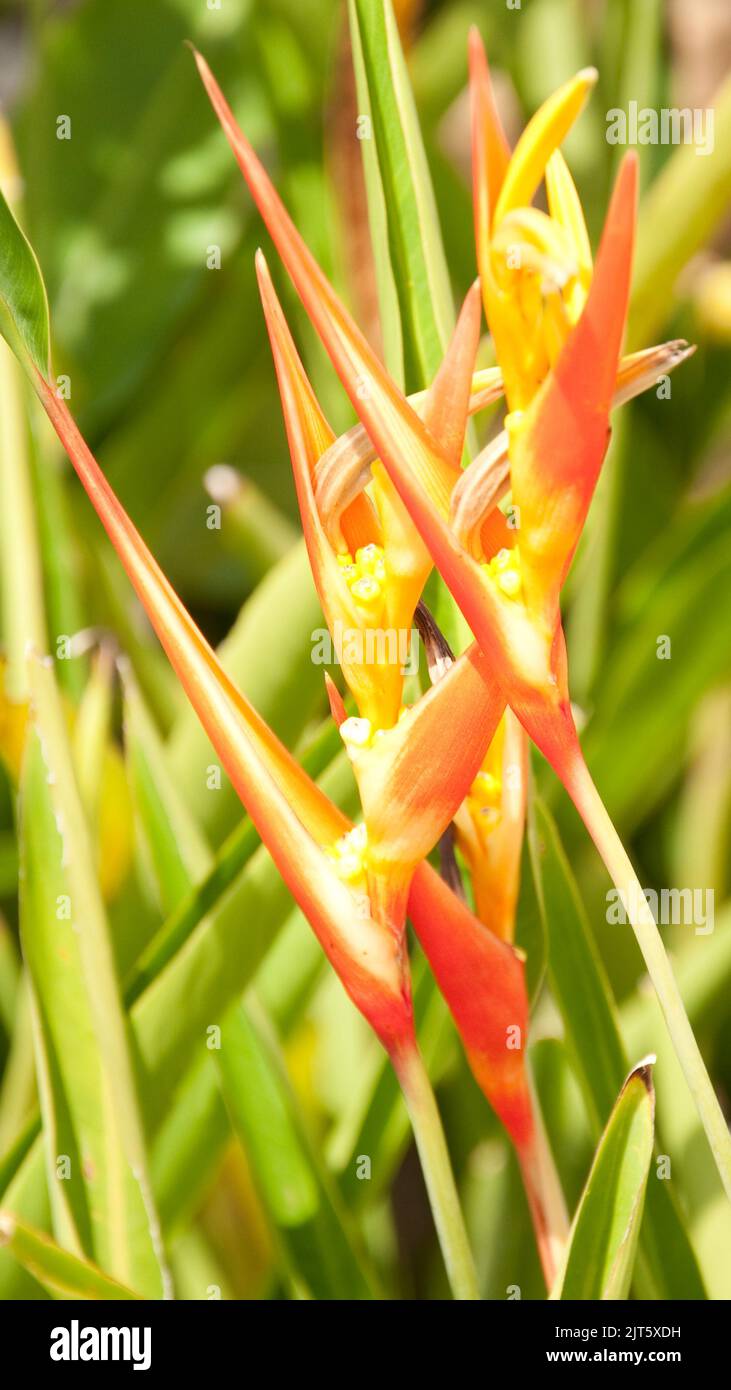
[
  {"xmin": 494, "ymin": 68, "xmax": 597, "ymax": 225},
  {"xmin": 545, "ymin": 149, "xmax": 592, "ymax": 319}
]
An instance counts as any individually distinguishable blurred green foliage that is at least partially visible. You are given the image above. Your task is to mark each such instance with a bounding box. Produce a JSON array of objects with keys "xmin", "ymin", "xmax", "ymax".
[{"xmin": 0, "ymin": 0, "xmax": 729, "ymax": 1300}]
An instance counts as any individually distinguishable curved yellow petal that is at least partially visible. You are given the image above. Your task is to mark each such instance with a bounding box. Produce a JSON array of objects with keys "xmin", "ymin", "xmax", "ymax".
[{"xmin": 494, "ymin": 67, "xmax": 597, "ymax": 225}]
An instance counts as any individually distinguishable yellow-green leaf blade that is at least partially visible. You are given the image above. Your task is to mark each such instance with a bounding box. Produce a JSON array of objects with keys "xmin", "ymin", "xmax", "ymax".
[
  {"xmin": 351, "ymin": 0, "xmax": 454, "ymax": 390},
  {"xmin": 552, "ymin": 1060, "xmax": 656, "ymax": 1301},
  {"xmin": 0, "ymin": 1210, "xmax": 140, "ymax": 1300},
  {"xmin": 218, "ymin": 1002, "xmax": 378, "ymax": 1300},
  {"xmin": 529, "ymin": 794, "xmax": 705, "ymax": 1299},
  {"xmin": 0, "ymin": 187, "xmax": 50, "ymax": 380},
  {"xmin": 123, "ymin": 678, "xmax": 375, "ymax": 1299},
  {"xmin": 19, "ymin": 655, "xmax": 168, "ymax": 1298}
]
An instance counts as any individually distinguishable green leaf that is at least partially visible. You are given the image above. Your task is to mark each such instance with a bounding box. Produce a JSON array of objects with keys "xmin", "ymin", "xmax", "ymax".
[
  {"xmin": 2, "ymin": 743, "xmax": 355, "ymax": 1221},
  {"xmin": 599, "ymin": 0, "xmax": 663, "ymax": 190},
  {"xmin": 0, "ymin": 188, "xmax": 50, "ymax": 380},
  {"xmin": 19, "ymin": 654, "xmax": 168, "ymax": 1298},
  {"xmin": 347, "ymin": 0, "xmax": 404, "ymax": 385},
  {"xmin": 0, "ymin": 1133, "xmax": 49, "ymax": 1299},
  {"xmin": 333, "ymin": 953, "xmax": 454, "ymax": 1205},
  {"xmin": 0, "ymin": 977, "xmax": 36, "ymax": 1159},
  {"xmin": 209, "ymin": 470, "xmax": 298, "ymax": 587},
  {"xmin": 629, "ymin": 71, "xmax": 731, "ymax": 346},
  {"xmin": 529, "ymin": 795, "xmax": 706, "ymax": 1299},
  {"xmin": 0, "ymin": 342, "xmax": 47, "ymax": 702},
  {"xmin": 130, "ymin": 743, "xmax": 357, "ymax": 1124},
  {"xmin": 551, "ymin": 1060, "xmax": 655, "ymax": 1301},
  {"xmin": 14, "ymin": 0, "xmax": 266, "ymax": 431},
  {"xmin": 168, "ymin": 1223, "xmax": 235, "ymax": 1303},
  {"xmin": 122, "ymin": 674, "xmax": 374, "ymax": 1296},
  {"xmin": 350, "ymin": 0, "xmax": 454, "ymax": 391},
  {"xmin": 0, "ymin": 1210, "xmax": 140, "ymax": 1300},
  {"xmin": 578, "ymin": 524, "xmax": 731, "ymax": 834},
  {"xmin": 350, "ymin": 0, "xmax": 472, "ymax": 653},
  {"xmin": 166, "ymin": 540, "xmax": 331, "ymax": 843},
  {"xmin": 218, "ymin": 1002, "xmax": 378, "ymax": 1300},
  {"xmin": 0, "ymin": 916, "xmax": 20, "ymax": 1038},
  {"xmin": 72, "ymin": 647, "xmax": 114, "ymax": 825},
  {"xmin": 150, "ymin": 1053, "xmax": 229, "ymax": 1241},
  {"xmin": 122, "ymin": 664, "xmax": 210, "ymax": 916},
  {"xmin": 28, "ymin": 418, "xmax": 88, "ymax": 700},
  {"xmin": 621, "ymin": 906, "xmax": 731, "ymax": 1300}
]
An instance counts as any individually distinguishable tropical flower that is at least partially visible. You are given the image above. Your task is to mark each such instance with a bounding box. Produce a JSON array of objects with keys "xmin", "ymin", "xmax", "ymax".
[
  {"xmin": 255, "ymin": 255, "xmax": 506, "ymax": 931},
  {"xmin": 192, "ymin": 40, "xmax": 731, "ymax": 1198},
  {"xmin": 0, "ymin": 269, "xmax": 544, "ymax": 1297},
  {"xmin": 453, "ymin": 708, "xmax": 528, "ymax": 943}
]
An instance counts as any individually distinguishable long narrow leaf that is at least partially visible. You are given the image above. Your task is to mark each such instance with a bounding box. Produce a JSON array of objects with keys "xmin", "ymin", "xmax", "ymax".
[
  {"xmin": 551, "ymin": 1060, "xmax": 655, "ymax": 1300},
  {"xmin": 219, "ymin": 1002, "xmax": 378, "ymax": 1300},
  {"xmin": 19, "ymin": 655, "xmax": 168, "ymax": 1298},
  {"xmin": 529, "ymin": 795, "xmax": 705, "ymax": 1299},
  {"xmin": 0, "ymin": 1211, "xmax": 140, "ymax": 1300},
  {"xmin": 126, "ymin": 670, "xmax": 375, "ymax": 1296},
  {"xmin": 350, "ymin": 0, "xmax": 454, "ymax": 390}
]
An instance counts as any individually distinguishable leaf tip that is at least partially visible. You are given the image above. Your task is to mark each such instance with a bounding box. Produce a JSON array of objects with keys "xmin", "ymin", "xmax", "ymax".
[{"xmin": 625, "ymin": 1054, "xmax": 656, "ymax": 1096}]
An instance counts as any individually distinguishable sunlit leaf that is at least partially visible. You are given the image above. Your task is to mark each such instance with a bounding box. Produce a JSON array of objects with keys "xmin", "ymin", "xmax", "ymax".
[
  {"xmin": 0, "ymin": 1210, "xmax": 140, "ymax": 1300},
  {"xmin": 529, "ymin": 795, "xmax": 706, "ymax": 1299},
  {"xmin": 19, "ymin": 655, "xmax": 167, "ymax": 1298},
  {"xmin": 551, "ymin": 1060, "xmax": 655, "ymax": 1300}
]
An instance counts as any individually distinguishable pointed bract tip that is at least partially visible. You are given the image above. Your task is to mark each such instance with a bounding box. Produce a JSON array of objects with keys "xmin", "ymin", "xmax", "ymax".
[
  {"xmin": 190, "ymin": 44, "xmax": 209, "ymax": 75},
  {"xmin": 618, "ymin": 147, "xmax": 639, "ymax": 192},
  {"xmin": 457, "ymin": 278, "xmax": 484, "ymax": 338},
  {"xmin": 607, "ymin": 150, "xmax": 639, "ymax": 232},
  {"xmin": 468, "ymin": 25, "xmax": 485, "ymax": 60},
  {"xmin": 254, "ymin": 248, "xmax": 273, "ymax": 296},
  {"xmin": 578, "ymin": 65, "xmax": 599, "ymax": 87},
  {"xmin": 324, "ymin": 672, "xmax": 346, "ymax": 728}
]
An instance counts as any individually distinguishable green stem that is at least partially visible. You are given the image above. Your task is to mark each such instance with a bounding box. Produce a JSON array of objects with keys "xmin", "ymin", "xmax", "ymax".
[
  {"xmin": 392, "ymin": 1042, "xmax": 479, "ymax": 1300},
  {"xmin": 564, "ymin": 751, "xmax": 731, "ymax": 1203}
]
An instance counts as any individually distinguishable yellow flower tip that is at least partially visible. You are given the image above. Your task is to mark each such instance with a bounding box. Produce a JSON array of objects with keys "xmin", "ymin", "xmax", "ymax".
[
  {"xmin": 338, "ymin": 542, "xmax": 387, "ymax": 613},
  {"xmin": 327, "ymin": 823, "xmax": 369, "ymax": 886},
  {"xmin": 492, "ymin": 547, "xmax": 513, "ymax": 573},
  {"xmin": 578, "ymin": 66, "xmax": 599, "ymax": 89},
  {"xmin": 472, "ymin": 770, "xmax": 501, "ymax": 805},
  {"xmin": 497, "ymin": 569, "xmax": 521, "ymax": 598},
  {"xmin": 355, "ymin": 542, "xmax": 384, "ymax": 574},
  {"xmin": 340, "ymin": 715, "xmax": 373, "ymax": 752},
  {"xmin": 350, "ymin": 575, "xmax": 382, "ymax": 604},
  {"xmin": 483, "ymin": 545, "xmax": 523, "ymax": 601}
]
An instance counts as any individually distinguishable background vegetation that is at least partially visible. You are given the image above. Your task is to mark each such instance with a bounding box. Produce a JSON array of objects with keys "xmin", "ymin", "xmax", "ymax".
[{"xmin": 0, "ymin": 0, "xmax": 729, "ymax": 1299}]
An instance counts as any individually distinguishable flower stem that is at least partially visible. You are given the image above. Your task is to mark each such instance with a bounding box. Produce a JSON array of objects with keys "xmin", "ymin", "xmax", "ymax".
[
  {"xmin": 392, "ymin": 1042, "xmax": 480, "ymax": 1300},
  {"xmin": 563, "ymin": 749, "xmax": 731, "ymax": 1202},
  {"xmin": 517, "ymin": 1074, "xmax": 569, "ymax": 1290}
]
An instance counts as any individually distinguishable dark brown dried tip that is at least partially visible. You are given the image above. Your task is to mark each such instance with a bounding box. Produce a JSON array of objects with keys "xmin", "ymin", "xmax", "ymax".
[
  {"xmin": 624, "ymin": 1054, "xmax": 656, "ymax": 1095},
  {"xmin": 414, "ymin": 601, "xmax": 455, "ymax": 686},
  {"xmin": 437, "ymin": 823, "xmax": 467, "ymax": 901}
]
